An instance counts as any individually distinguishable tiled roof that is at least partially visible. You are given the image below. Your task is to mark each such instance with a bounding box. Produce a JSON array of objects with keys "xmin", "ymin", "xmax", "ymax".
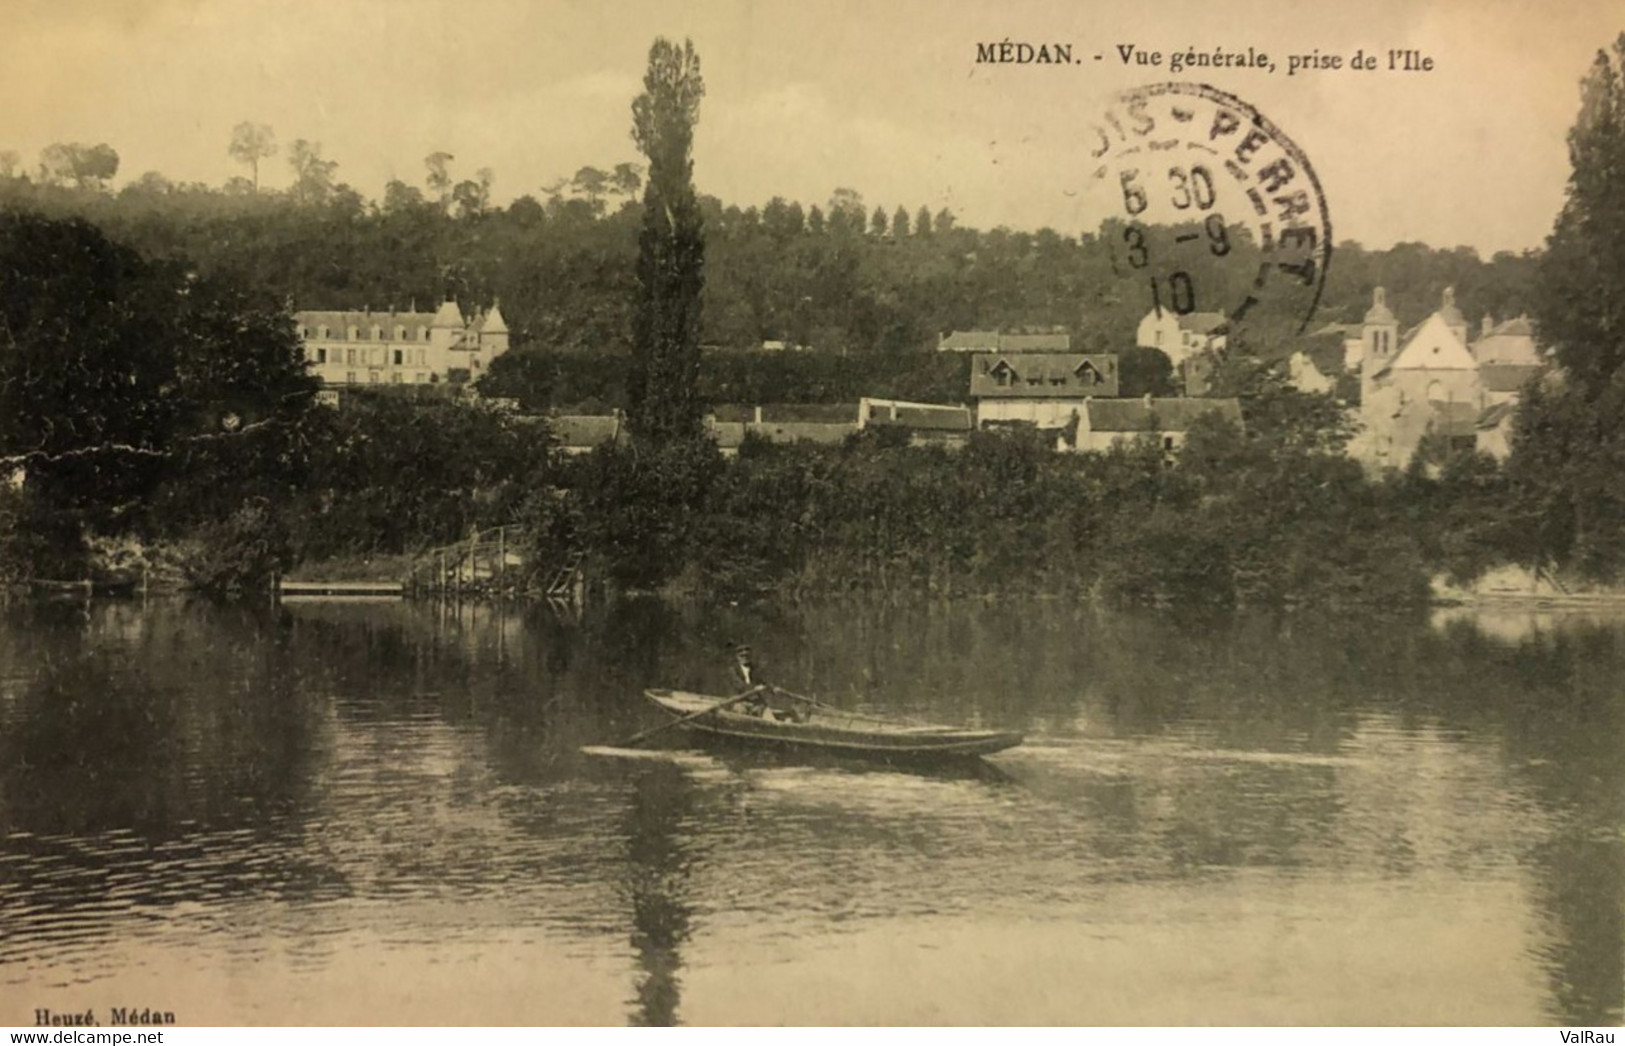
[
  {"xmin": 872, "ymin": 405, "xmax": 974, "ymax": 431},
  {"xmin": 1083, "ymin": 398, "xmax": 1243, "ymax": 432},
  {"xmin": 296, "ymin": 309, "xmax": 441, "ymax": 339},
  {"xmin": 939, "ymin": 330, "xmax": 1071, "ymax": 351},
  {"xmin": 969, "ymin": 353, "xmax": 1120, "ymax": 399},
  {"xmin": 478, "ymin": 303, "xmax": 508, "ymax": 334},
  {"xmin": 1488, "ymin": 315, "xmax": 1535, "ymax": 337},
  {"xmin": 1479, "ymin": 363, "xmax": 1544, "ymax": 393},
  {"xmin": 710, "ymin": 403, "xmax": 861, "ymax": 423},
  {"xmin": 1431, "ymin": 400, "xmax": 1479, "ymax": 438},
  {"xmin": 1176, "ymin": 312, "xmax": 1228, "ymax": 335},
  {"xmin": 1301, "ymin": 340, "xmax": 1347, "ymax": 378},
  {"xmin": 432, "ymin": 300, "xmax": 466, "ymax": 329},
  {"xmin": 746, "ymin": 421, "xmax": 856, "ymax": 444},
  {"xmin": 1477, "ymin": 402, "xmax": 1517, "ymax": 430}
]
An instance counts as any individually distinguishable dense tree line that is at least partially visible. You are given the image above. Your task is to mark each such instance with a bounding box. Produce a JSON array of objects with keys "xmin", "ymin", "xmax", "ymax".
[
  {"xmin": 20, "ymin": 26, "xmax": 1625, "ymax": 604},
  {"xmin": 0, "ymin": 135, "xmax": 1538, "ymax": 369},
  {"xmin": 519, "ymin": 380, "xmax": 1452, "ymax": 607},
  {"xmin": 0, "ymin": 207, "xmax": 1554, "ymax": 606}
]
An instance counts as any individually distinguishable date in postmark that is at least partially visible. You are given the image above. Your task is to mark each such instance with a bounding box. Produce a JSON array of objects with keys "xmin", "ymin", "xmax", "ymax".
[{"xmin": 1085, "ymin": 82, "xmax": 1332, "ymax": 334}]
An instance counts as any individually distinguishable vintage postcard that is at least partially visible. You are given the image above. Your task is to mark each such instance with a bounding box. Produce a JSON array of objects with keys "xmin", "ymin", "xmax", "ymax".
[{"xmin": 1, "ymin": 0, "xmax": 1622, "ymax": 1030}]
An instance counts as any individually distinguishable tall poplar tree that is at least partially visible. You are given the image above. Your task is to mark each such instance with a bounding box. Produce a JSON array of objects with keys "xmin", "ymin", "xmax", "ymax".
[
  {"xmin": 1507, "ymin": 34, "xmax": 1625, "ymax": 578},
  {"xmin": 628, "ymin": 37, "xmax": 706, "ymax": 442}
]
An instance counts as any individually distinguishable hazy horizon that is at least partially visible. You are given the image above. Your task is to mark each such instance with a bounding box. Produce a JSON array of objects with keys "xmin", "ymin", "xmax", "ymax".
[{"xmin": 3, "ymin": 0, "xmax": 1620, "ymax": 256}]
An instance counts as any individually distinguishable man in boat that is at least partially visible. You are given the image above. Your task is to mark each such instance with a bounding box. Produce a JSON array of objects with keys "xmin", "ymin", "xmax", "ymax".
[{"xmin": 728, "ymin": 643, "xmax": 810, "ymax": 723}]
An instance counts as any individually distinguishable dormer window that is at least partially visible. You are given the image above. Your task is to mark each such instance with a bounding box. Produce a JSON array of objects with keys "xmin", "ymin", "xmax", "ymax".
[
  {"xmin": 318, "ymin": 325, "xmax": 329, "ymax": 339},
  {"xmin": 396, "ymin": 326, "xmax": 407, "ymax": 341},
  {"xmin": 348, "ymin": 326, "xmax": 360, "ymax": 341},
  {"xmin": 1076, "ymin": 361, "xmax": 1101, "ymax": 385},
  {"xmin": 372, "ymin": 326, "xmax": 383, "ymax": 341},
  {"xmin": 990, "ymin": 360, "xmax": 1017, "ymax": 387},
  {"xmin": 419, "ymin": 327, "xmax": 430, "ymax": 341}
]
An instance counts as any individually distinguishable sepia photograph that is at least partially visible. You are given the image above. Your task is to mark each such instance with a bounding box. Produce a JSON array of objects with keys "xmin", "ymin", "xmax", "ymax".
[{"xmin": 1, "ymin": 0, "xmax": 1623, "ymax": 1029}]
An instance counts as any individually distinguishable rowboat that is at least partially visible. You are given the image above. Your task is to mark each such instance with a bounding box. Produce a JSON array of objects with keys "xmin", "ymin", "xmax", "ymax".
[{"xmin": 641, "ymin": 688, "xmax": 1023, "ymax": 761}]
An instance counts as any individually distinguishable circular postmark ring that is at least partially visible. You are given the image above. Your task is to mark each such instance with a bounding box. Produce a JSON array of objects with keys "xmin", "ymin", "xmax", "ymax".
[{"xmin": 1086, "ymin": 82, "xmax": 1332, "ymax": 336}]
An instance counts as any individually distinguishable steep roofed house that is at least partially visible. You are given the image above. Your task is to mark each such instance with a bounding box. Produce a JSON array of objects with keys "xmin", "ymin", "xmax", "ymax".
[
  {"xmin": 296, "ymin": 300, "xmax": 511, "ymax": 388},
  {"xmin": 970, "ymin": 352, "xmax": 1120, "ymax": 440}
]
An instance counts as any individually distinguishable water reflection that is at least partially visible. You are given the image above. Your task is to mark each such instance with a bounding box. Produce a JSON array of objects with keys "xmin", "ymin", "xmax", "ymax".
[
  {"xmin": 624, "ymin": 764, "xmax": 695, "ymax": 1027},
  {"xmin": 0, "ymin": 595, "xmax": 1619, "ymax": 1024}
]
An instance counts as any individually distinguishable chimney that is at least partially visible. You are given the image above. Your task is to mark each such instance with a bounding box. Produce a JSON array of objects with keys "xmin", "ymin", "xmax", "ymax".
[
  {"xmin": 1143, "ymin": 393, "xmax": 1153, "ymax": 409},
  {"xmin": 1482, "ymin": 312, "xmax": 1496, "ymax": 338},
  {"xmin": 753, "ymin": 405, "xmax": 763, "ymax": 424}
]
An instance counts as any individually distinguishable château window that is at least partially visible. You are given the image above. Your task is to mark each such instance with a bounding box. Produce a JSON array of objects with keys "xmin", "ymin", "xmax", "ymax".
[
  {"xmin": 315, "ymin": 348, "xmax": 327, "ymax": 364},
  {"xmin": 393, "ymin": 349, "xmax": 403, "ymax": 366}
]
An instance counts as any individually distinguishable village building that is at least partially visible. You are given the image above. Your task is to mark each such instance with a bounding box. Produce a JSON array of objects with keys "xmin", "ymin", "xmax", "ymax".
[
  {"xmin": 1070, "ymin": 396, "xmax": 1244, "ymax": 455},
  {"xmin": 710, "ymin": 404, "xmax": 860, "ymax": 455},
  {"xmin": 969, "ymin": 352, "xmax": 1120, "ymax": 430},
  {"xmin": 1135, "ymin": 310, "xmax": 1228, "ymax": 367},
  {"xmin": 937, "ymin": 329, "xmax": 1071, "ymax": 353},
  {"xmin": 857, "ymin": 398, "xmax": 975, "ymax": 448},
  {"xmin": 1347, "ymin": 287, "xmax": 1545, "ymax": 470},
  {"xmin": 296, "ymin": 300, "xmax": 510, "ymax": 387}
]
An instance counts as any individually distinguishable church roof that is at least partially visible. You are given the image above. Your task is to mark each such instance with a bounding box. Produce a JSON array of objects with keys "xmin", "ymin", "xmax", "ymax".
[{"xmin": 1436, "ymin": 287, "xmax": 1466, "ymax": 328}]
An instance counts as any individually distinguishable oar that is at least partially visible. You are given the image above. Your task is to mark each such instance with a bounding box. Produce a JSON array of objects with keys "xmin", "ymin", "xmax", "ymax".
[{"xmin": 614, "ymin": 686, "xmax": 766, "ymax": 748}]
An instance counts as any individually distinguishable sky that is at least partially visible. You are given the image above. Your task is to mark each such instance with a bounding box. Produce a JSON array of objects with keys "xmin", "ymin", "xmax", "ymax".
[{"xmin": 1, "ymin": 0, "xmax": 1620, "ymax": 256}]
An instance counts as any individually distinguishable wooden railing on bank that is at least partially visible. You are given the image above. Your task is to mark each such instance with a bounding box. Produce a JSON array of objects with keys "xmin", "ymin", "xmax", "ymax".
[
  {"xmin": 403, "ymin": 526, "xmax": 586, "ymax": 603},
  {"xmin": 406, "ymin": 525, "xmax": 525, "ymax": 597}
]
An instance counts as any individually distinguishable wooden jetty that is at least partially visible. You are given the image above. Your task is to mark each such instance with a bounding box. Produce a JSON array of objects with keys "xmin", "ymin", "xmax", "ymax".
[{"xmin": 277, "ymin": 579, "xmax": 404, "ymax": 600}]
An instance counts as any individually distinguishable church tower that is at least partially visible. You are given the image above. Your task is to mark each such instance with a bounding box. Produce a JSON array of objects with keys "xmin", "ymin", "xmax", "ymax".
[
  {"xmin": 1361, "ymin": 287, "xmax": 1399, "ymax": 398},
  {"xmin": 1437, "ymin": 286, "xmax": 1469, "ymax": 349}
]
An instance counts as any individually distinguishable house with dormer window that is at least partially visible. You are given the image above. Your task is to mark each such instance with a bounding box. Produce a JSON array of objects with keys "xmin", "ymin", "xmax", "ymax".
[
  {"xmin": 970, "ymin": 352, "xmax": 1120, "ymax": 430},
  {"xmin": 295, "ymin": 299, "xmax": 511, "ymax": 388}
]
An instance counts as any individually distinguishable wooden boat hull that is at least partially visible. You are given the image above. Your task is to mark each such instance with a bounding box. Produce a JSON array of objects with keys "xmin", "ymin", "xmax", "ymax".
[{"xmin": 643, "ymin": 689, "xmax": 1023, "ymax": 760}]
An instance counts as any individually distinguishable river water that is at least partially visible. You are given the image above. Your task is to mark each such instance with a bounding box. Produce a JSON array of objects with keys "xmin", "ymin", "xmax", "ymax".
[{"xmin": 0, "ymin": 595, "xmax": 1620, "ymax": 1026}]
